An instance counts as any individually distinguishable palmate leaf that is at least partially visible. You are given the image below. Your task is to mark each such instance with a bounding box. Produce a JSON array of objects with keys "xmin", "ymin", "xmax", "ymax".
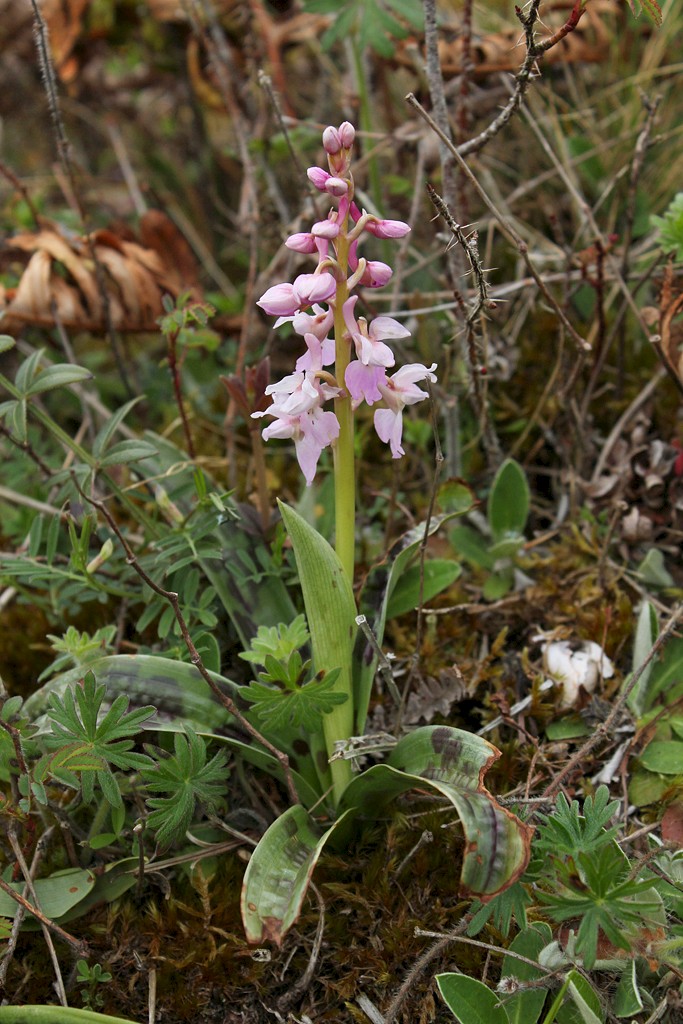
[
  {"xmin": 241, "ymin": 725, "xmax": 532, "ymax": 944},
  {"xmin": 142, "ymin": 726, "xmax": 228, "ymax": 847},
  {"xmin": 239, "ymin": 670, "xmax": 346, "ymax": 731},
  {"xmin": 26, "ymin": 654, "xmax": 322, "ymax": 805},
  {"xmin": 42, "ymin": 671, "xmax": 155, "ymax": 805}
]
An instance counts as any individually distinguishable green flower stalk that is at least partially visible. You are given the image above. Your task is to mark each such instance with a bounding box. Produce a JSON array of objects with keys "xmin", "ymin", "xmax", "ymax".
[{"xmin": 253, "ymin": 122, "xmax": 437, "ymax": 800}]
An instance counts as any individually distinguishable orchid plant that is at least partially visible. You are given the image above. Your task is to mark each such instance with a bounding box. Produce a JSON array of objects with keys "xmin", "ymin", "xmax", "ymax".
[
  {"xmin": 237, "ymin": 123, "xmax": 532, "ymax": 945},
  {"xmin": 254, "ymin": 120, "xmax": 436, "ymax": 580}
]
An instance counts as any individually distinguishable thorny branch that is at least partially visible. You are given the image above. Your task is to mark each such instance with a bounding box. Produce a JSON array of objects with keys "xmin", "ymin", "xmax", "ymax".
[
  {"xmin": 457, "ymin": 0, "xmax": 587, "ymax": 159},
  {"xmin": 406, "ymin": 91, "xmax": 591, "ymax": 355}
]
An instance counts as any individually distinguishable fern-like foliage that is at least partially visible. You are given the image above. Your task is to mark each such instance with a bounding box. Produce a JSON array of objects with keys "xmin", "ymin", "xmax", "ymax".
[
  {"xmin": 141, "ymin": 727, "xmax": 228, "ymax": 847},
  {"xmin": 40, "ymin": 672, "xmax": 155, "ymax": 807}
]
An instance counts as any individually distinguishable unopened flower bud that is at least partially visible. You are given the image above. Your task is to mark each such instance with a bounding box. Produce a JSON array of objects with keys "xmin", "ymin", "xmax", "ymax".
[
  {"xmin": 307, "ymin": 166, "xmax": 331, "ymax": 191},
  {"xmin": 365, "ymin": 217, "xmax": 411, "ymax": 239},
  {"xmin": 325, "ymin": 176, "xmax": 349, "ymax": 197},
  {"xmin": 322, "ymin": 126, "xmax": 342, "ymax": 154},
  {"xmin": 361, "ymin": 260, "xmax": 393, "ymax": 287},
  {"xmin": 285, "ymin": 232, "xmax": 318, "ymax": 253},
  {"xmin": 311, "ymin": 218, "xmax": 340, "ymax": 239},
  {"xmin": 86, "ymin": 538, "xmax": 114, "ymax": 575},
  {"xmin": 338, "ymin": 121, "xmax": 355, "ymax": 148}
]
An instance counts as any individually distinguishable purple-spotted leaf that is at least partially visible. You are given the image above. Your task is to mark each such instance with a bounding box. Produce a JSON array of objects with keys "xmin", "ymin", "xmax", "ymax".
[
  {"xmin": 241, "ymin": 804, "xmax": 354, "ymax": 945},
  {"xmin": 344, "ymin": 726, "xmax": 533, "ymax": 897},
  {"xmin": 241, "ymin": 726, "xmax": 532, "ymax": 945}
]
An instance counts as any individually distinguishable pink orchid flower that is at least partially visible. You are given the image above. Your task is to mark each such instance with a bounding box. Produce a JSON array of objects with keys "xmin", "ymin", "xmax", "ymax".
[
  {"xmin": 257, "ymin": 272, "xmax": 337, "ymax": 316},
  {"xmin": 254, "ymin": 404, "xmax": 340, "ymax": 485},
  {"xmin": 374, "ymin": 363, "xmax": 438, "ymax": 458},
  {"xmin": 342, "ymin": 295, "xmax": 407, "ymax": 368},
  {"xmin": 295, "ymin": 332, "xmax": 335, "ymax": 372}
]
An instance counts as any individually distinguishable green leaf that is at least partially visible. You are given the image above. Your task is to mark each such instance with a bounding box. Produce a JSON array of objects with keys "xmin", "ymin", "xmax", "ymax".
[
  {"xmin": 25, "ymin": 363, "xmax": 92, "ymax": 396},
  {"xmin": 436, "ymin": 974, "xmax": 509, "ymax": 1023},
  {"xmin": 626, "ymin": 600, "xmax": 659, "ymax": 716},
  {"xmin": 358, "ymin": 508, "xmax": 473, "ymax": 733},
  {"xmin": 501, "ymin": 922, "xmax": 553, "ymax": 1024},
  {"xmin": 142, "ymin": 727, "xmax": 229, "ymax": 846},
  {"xmin": 0, "ymin": 335, "xmax": 15, "ymax": 354},
  {"xmin": 449, "ymin": 524, "xmax": 495, "ymax": 569},
  {"xmin": 92, "ymin": 397, "xmax": 143, "ymax": 459},
  {"xmin": 241, "ymin": 804, "xmax": 355, "ymax": 945},
  {"xmin": 488, "ymin": 459, "xmax": 530, "ymax": 542},
  {"xmin": 241, "ymin": 726, "xmax": 531, "ymax": 946},
  {"xmin": 98, "ymin": 439, "xmax": 159, "ymax": 467},
  {"xmin": 0, "ymin": 1006, "xmax": 139, "ymax": 1023},
  {"xmin": 0, "ymin": 867, "xmax": 95, "ymax": 919},
  {"xmin": 643, "ymin": 636, "xmax": 683, "ymax": 705},
  {"xmin": 482, "ymin": 568, "xmax": 515, "ymax": 601},
  {"xmin": 278, "ymin": 501, "xmax": 357, "ymax": 799},
  {"xmin": 349, "ymin": 727, "xmax": 533, "ymax": 897},
  {"xmin": 613, "ymin": 960, "xmax": 643, "ymax": 1017},
  {"xmin": 553, "ymin": 971, "xmax": 604, "ymax": 1024},
  {"xmin": 239, "ymin": 671, "xmax": 347, "ymax": 732},
  {"xmin": 639, "ymin": 740, "xmax": 683, "ymax": 774},
  {"xmin": 636, "ymin": 547, "xmax": 674, "ymax": 587},
  {"xmin": 386, "ymin": 558, "xmax": 461, "ymax": 618}
]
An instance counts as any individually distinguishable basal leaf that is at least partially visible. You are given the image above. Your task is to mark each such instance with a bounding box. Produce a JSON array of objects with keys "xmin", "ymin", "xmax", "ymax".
[
  {"xmin": 0, "ymin": 867, "xmax": 95, "ymax": 919},
  {"xmin": 241, "ymin": 726, "xmax": 532, "ymax": 946},
  {"xmin": 488, "ymin": 459, "xmax": 530, "ymax": 542},
  {"xmin": 278, "ymin": 501, "xmax": 357, "ymax": 801},
  {"xmin": 241, "ymin": 804, "xmax": 354, "ymax": 945},
  {"xmin": 346, "ymin": 726, "xmax": 533, "ymax": 897},
  {"xmin": 436, "ymin": 974, "xmax": 509, "ymax": 1024}
]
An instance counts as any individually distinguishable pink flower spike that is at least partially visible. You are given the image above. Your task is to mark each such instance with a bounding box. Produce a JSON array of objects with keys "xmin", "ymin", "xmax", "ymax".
[
  {"xmin": 294, "ymin": 331, "xmax": 325, "ymax": 372},
  {"xmin": 345, "ymin": 361, "xmax": 385, "ymax": 407},
  {"xmin": 297, "ymin": 408, "xmax": 340, "ymax": 484},
  {"xmin": 285, "ymin": 232, "xmax": 318, "ymax": 253},
  {"xmin": 374, "ymin": 407, "xmax": 405, "ymax": 458},
  {"xmin": 257, "ymin": 283, "xmax": 301, "ymax": 317},
  {"xmin": 298, "ymin": 272, "xmax": 337, "ymax": 306},
  {"xmin": 379, "ymin": 363, "xmax": 438, "ymax": 409},
  {"xmin": 365, "ymin": 217, "xmax": 411, "ymax": 239},
  {"xmin": 257, "ymin": 272, "xmax": 336, "ymax": 317},
  {"xmin": 307, "ymin": 166, "xmax": 331, "ymax": 191},
  {"xmin": 350, "ymin": 201, "xmax": 363, "ymax": 223},
  {"xmin": 374, "ymin": 362, "xmax": 438, "ymax": 458},
  {"xmin": 312, "ymin": 218, "xmax": 340, "ymax": 239},
  {"xmin": 342, "ymin": 296, "xmax": 400, "ymax": 369},
  {"xmin": 370, "ymin": 316, "xmax": 411, "ymax": 342}
]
